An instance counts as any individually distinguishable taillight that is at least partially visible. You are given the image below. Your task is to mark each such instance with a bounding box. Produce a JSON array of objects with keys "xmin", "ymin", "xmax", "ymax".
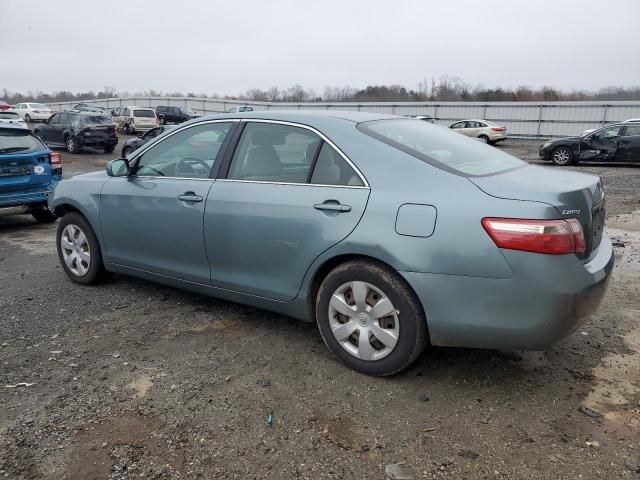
[
  {"xmin": 490, "ymin": 127, "xmax": 504, "ymax": 132},
  {"xmin": 33, "ymin": 110, "xmax": 40, "ymax": 113},
  {"xmin": 50, "ymin": 152, "xmax": 62, "ymax": 167},
  {"xmin": 482, "ymin": 218, "xmax": 585, "ymax": 255}
]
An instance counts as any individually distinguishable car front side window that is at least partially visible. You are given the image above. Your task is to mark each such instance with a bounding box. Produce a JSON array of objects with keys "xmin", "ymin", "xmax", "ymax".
[
  {"xmin": 227, "ymin": 123, "xmax": 320, "ymax": 183},
  {"xmin": 598, "ymin": 126, "xmax": 622, "ymax": 138},
  {"xmin": 134, "ymin": 122, "xmax": 232, "ymax": 179}
]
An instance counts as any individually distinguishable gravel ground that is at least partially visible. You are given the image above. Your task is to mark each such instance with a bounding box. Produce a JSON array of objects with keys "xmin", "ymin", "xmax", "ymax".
[{"xmin": 1, "ymin": 138, "xmax": 639, "ymax": 479}]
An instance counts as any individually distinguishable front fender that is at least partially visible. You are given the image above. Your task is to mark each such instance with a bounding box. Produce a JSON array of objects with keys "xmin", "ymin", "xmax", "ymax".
[{"xmin": 48, "ymin": 173, "xmax": 109, "ymax": 246}]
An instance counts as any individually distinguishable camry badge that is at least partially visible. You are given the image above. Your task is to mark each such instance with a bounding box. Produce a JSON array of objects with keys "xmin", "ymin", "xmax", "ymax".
[{"xmin": 562, "ymin": 209, "xmax": 581, "ymax": 215}]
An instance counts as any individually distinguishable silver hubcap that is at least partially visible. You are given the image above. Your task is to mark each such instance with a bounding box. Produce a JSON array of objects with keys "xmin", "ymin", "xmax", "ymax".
[
  {"xmin": 60, "ymin": 224, "xmax": 91, "ymax": 276},
  {"xmin": 328, "ymin": 281, "xmax": 399, "ymax": 361},
  {"xmin": 554, "ymin": 149, "xmax": 570, "ymax": 164},
  {"xmin": 67, "ymin": 138, "xmax": 74, "ymax": 150},
  {"xmin": 479, "ymin": 136, "xmax": 488, "ymax": 143}
]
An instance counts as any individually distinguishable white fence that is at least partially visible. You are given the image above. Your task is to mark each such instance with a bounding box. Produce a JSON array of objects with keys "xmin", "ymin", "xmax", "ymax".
[{"xmin": 47, "ymin": 97, "xmax": 640, "ymax": 138}]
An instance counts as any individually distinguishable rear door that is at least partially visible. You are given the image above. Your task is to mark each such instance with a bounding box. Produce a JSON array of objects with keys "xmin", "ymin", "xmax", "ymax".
[
  {"xmin": 100, "ymin": 121, "xmax": 234, "ymax": 283},
  {"xmin": 205, "ymin": 120, "xmax": 370, "ymax": 301},
  {"xmin": 579, "ymin": 125, "xmax": 623, "ymax": 161},
  {"xmin": 619, "ymin": 124, "xmax": 640, "ymax": 161}
]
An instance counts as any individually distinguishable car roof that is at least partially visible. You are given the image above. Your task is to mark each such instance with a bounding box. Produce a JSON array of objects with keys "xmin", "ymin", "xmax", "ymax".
[{"xmin": 195, "ymin": 109, "xmax": 399, "ymax": 125}]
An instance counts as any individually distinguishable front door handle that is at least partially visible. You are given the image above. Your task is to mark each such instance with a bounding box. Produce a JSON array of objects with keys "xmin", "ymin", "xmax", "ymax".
[
  {"xmin": 178, "ymin": 192, "xmax": 203, "ymax": 202},
  {"xmin": 314, "ymin": 202, "xmax": 351, "ymax": 213}
]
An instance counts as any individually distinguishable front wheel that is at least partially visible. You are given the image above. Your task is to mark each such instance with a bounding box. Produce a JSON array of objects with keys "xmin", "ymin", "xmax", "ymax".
[
  {"xmin": 551, "ymin": 146, "xmax": 574, "ymax": 166},
  {"xmin": 315, "ymin": 260, "xmax": 428, "ymax": 376},
  {"xmin": 122, "ymin": 146, "xmax": 133, "ymax": 157},
  {"xmin": 160, "ymin": 117, "xmax": 167, "ymax": 125},
  {"xmin": 65, "ymin": 136, "xmax": 80, "ymax": 154},
  {"xmin": 56, "ymin": 212, "xmax": 108, "ymax": 285}
]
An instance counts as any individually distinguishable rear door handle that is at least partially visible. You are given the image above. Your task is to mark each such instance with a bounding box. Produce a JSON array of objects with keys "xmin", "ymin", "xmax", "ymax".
[
  {"xmin": 314, "ymin": 202, "xmax": 351, "ymax": 213},
  {"xmin": 178, "ymin": 192, "xmax": 203, "ymax": 202}
]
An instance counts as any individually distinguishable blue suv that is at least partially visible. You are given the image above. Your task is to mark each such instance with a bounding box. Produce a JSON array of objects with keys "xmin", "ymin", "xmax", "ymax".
[{"xmin": 0, "ymin": 124, "xmax": 61, "ymax": 222}]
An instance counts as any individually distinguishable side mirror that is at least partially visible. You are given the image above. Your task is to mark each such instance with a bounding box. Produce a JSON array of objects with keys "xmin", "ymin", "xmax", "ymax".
[{"xmin": 105, "ymin": 158, "xmax": 130, "ymax": 177}]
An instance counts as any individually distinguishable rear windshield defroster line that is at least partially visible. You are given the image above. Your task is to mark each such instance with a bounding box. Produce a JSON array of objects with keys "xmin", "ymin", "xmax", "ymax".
[{"xmin": 357, "ymin": 119, "xmax": 525, "ymax": 177}]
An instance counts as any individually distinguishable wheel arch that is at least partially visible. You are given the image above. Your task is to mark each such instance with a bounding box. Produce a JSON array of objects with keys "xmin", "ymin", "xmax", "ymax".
[{"xmin": 306, "ymin": 253, "xmax": 429, "ymax": 337}]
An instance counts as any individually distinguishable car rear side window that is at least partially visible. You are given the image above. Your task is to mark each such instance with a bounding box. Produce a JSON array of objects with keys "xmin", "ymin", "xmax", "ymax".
[
  {"xmin": 0, "ymin": 112, "xmax": 20, "ymax": 119},
  {"xmin": 0, "ymin": 129, "xmax": 46, "ymax": 154},
  {"xmin": 623, "ymin": 125, "xmax": 640, "ymax": 136},
  {"xmin": 310, "ymin": 143, "xmax": 364, "ymax": 186},
  {"xmin": 358, "ymin": 119, "xmax": 525, "ymax": 177},
  {"xmin": 227, "ymin": 123, "xmax": 320, "ymax": 183},
  {"xmin": 134, "ymin": 110, "xmax": 155, "ymax": 118},
  {"xmin": 135, "ymin": 122, "xmax": 232, "ymax": 178}
]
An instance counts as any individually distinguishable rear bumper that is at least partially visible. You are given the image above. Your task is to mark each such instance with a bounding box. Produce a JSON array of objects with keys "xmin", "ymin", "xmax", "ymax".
[
  {"xmin": 401, "ymin": 236, "xmax": 614, "ymax": 350},
  {"xmin": 77, "ymin": 136, "xmax": 118, "ymax": 148},
  {"xmin": 27, "ymin": 112, "xmax": 52, "ymax": 121},
  {"xmin": 0, "ymin": 185, "xmax": 55, "ymax": 208}
]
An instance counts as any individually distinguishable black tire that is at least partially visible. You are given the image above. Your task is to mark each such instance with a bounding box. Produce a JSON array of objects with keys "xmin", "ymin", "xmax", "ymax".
[
  {"xmin": 478, "ymin": 134, "xmax": 489, "ymax": 144},
  {"xmin": 25, "ymin": 114, "xmax": 32, "ymax": 123},
  {"xmin": 65, "ymin": 135, "xmax": 81, "ymax": 154},
  {"xmin": 56, "ymin": 212, "xmax": 108, "ymax": 285},
  {"xmin": 160, "ymin": 117, "xmax": 167, "ymax": 125},
  {"xmin": 31, "ymin": 206, "xmax": 57, "ymax": 223},
  {"xmin": 103, "ymin": 145, "xmax": 115, "ymax": 154},
  {"xmin": 551, "ymin": 146, "xmax": 574, "ymax": 166},
  {"xmin": 122, "ymin": 146, "xmax": 133, "ymax": 157},
  {"xmin": 315, "ymin": 260, "xmax": 428, "ymax": 376},
  {"xmin": 123, "ymin": 124, "xmax": 131, "ymax": 134}
]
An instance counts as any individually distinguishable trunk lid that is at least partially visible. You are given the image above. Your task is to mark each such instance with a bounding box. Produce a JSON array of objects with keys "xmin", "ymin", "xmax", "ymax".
[
  {"xmin": 469, "ymin": 164, "xmax": 605, "ymax": 259},
  {"xmin": 0, "ymin": 152, "xmax": 52, "ymax": 192}
]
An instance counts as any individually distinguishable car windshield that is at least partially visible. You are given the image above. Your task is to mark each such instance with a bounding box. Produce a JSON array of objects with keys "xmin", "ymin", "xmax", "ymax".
[
  {"xmin": 0, "ymin": 129, "xmax": 46, "ymax": 154},
  {"xmin": 483, "ymin": 120, "xmax": 498, "ymax": 126},
  {"xmin": 0, "ymin": 112, "xmax": 20, "ymax": 119},
  {"xmin": 358, "ymin": 119, "xmax": 525, "ymax": 176},
  {"xmin": 134, "ymin": 110, "xmax": 155, "ymax": 118}
]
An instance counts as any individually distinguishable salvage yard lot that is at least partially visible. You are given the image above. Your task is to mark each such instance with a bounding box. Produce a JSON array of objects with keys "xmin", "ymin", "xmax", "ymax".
[{"xmin": 1, "ymin": 138, "xmax": 639, "ymax": 479}]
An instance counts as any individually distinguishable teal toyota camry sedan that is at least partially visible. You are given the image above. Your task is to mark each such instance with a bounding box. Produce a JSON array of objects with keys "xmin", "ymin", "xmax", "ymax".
[{"xmin": 49, "ymin": 111, "xmax": 613, "ymax": 376}]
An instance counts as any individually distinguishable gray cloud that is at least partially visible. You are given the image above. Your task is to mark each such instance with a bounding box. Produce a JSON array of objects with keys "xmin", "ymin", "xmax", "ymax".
[{"xmin": 2, "ymin": 0, "xmax": 639, "ymax": 95}]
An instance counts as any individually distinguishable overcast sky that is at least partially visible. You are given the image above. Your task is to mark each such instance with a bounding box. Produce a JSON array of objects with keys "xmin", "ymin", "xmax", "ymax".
[{"xmin": 2, "ymin": 0, "xmax": 639, "ymax": 96}]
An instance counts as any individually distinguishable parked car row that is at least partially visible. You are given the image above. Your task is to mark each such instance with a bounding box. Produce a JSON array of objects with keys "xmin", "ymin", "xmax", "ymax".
[{"xmin": 34, "ymin": 111, "xmax": 118, "ymax": 153}]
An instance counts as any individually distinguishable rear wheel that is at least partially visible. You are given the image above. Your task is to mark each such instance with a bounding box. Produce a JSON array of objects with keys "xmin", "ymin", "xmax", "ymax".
[
  {"xmin": 25, "ymin": 114, "xmax": 32, "ymax": 123},
  {"xmin": 56, "ymin": 212, "xmax": 108, "ymax": 285},
  {"xmin": 315, "ymin": 260, "xmax": 428, "ymax": 376},
  {"xmin": 122, "ymin": 146, "xmax": 133, "ymax": 157},
  {"xmin": 551, "ymin": 146, "xmax": 574, "ymax": 166},
  {"xmin": 103, "ymin": 145, "xmax": 115, "ymax": 154},
  {"xmin": 31, "ymin": 206, "xmax": 57, "ymax": 223},
  {"xmin": 65, "ymin": 136, "xmax": 80, "ymax": 153},
  {"xmin": 478, "ymin": 134, "xmax": 489, "ymax": 144},
  {"xmin": 123, "ymin": 124, "xmax": 131, "ymax": 134}
]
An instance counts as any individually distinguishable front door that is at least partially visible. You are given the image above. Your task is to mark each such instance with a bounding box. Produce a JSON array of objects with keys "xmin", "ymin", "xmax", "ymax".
[
  {"xmin": 100, "ymin": 121, "xmax": 234, "ymax": 283},
  {"xmin": 579, "ymin": 125, "xmax": 623, "ymax": 162},
  {"xmin": 205, "ymin": 121, "xmax": 370, "ymax": 301}
]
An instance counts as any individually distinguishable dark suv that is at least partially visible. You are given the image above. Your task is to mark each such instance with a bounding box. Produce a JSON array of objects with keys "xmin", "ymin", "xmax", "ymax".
[
  {"xmin": 34, "ymin": 111, "xmax": 118, "ymax": 154},
  {"xmin": 155, "ymin": 105, "xmax": 197, "ymax": 125}
]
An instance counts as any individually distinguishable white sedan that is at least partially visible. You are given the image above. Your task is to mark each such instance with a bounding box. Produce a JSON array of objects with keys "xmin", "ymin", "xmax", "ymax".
[
  {"xmin": 449, "ymin": 119, "xmax": 507, "ymax": 145},
  {"xmin": 0, "ymin": 111, "xmax": 28, "ymax": 128},
  {"xmin": 11, "ymin": 102, "xmax": 52, "ymax": 122}
]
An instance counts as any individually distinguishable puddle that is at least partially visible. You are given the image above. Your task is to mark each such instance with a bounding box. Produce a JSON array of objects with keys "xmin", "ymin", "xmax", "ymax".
[{"xmin": 582, "ymin": 211, "xmax": 640, "ymax": 427}]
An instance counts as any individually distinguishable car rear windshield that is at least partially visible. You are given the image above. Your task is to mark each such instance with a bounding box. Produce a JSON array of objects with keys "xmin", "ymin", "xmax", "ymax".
[
  {"xmin": 357, "ymin": 119, "xmax": 524, "ymax": 176},
  {"xmin": 134, "ymin": 110, "xmax": 155, "ymax": 118},
  {"xmin": 30, "ymin": 103, "xmax": 47, "ymax": 109},
  {"xmin": 78, "ymin": 115, "xmax": 113, "ymax": 126},
  {"xmin": 0, "ymin": 129, "xmax": 46, "ymax": 154},
  {"xmin": 0, "ymin": 112, "xmax": 20, "ymax": 119}
]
